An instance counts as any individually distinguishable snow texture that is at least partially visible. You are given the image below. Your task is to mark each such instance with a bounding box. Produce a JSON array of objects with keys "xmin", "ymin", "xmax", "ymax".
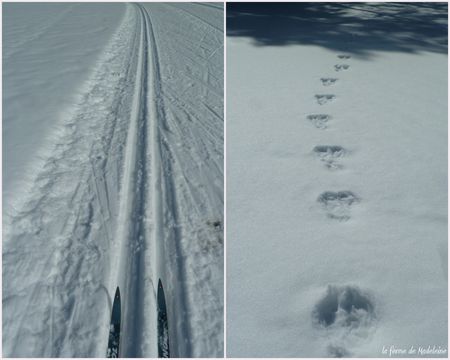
[
  {"xmin": 227, "ymin": 2, "xmax": 447, "ymax": 358},
  {"xmin": 3, "ymin": 3, "xmax": 223, "ymax": 357}
]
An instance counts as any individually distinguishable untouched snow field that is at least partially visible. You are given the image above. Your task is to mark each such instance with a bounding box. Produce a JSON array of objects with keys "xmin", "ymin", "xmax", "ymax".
[
  {"xmin": 3, "ymin": 3, "xmax": 223, "ymax": 357},
  {"xmin": 227, "ymin": 3, "xmax": 447, "ymax": 358}
]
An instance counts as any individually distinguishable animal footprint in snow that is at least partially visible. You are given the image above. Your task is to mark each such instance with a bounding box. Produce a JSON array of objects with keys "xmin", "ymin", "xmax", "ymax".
[
  {"xmin": 315, "ymin": 94, "xmax": 336, "ymax": 105},
  {"xmin": 307, "ymin": 114, "xmax": 331, "ymax": 129},
  {"xmin": 337, "ymin": 55, "xmax": 351, "ymax": 59},
  {"xmin": 312, "ymin": 285, "xmax": 377, "ymax": 357},
  {"xmin": 321, "ymin": 78, "xmax": 338, "ymax": 86},
  {"xmin": 313, "ymin": 285, "xmax": 376, "ymax": 352},
  {"xmin": 334, "ymin": 64, "xmax": 350, "ymax": 72},
  {"xmin": 313, "ymin": 285, "xmax": 375, "ymax": 328},
  {"xmin": 317, "ymin": 191, "xmax": 359, "ymax": 221},
  {"xmin": 313, "ymin": 145, "xmax": 346, "ymax": 169}
]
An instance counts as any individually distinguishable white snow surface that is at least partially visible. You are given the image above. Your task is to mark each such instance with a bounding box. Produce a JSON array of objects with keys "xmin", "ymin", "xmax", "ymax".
[
  {"xmin": 3, "ymin": 3, "xmax": 126, "ymax": 207},
  {"xmin": 3, "ymin": 3, "xmax": 223, "ymax": 357},
  {"xmin": 227, "ymin": 3, "xmax": 447, "ymax": 358}
]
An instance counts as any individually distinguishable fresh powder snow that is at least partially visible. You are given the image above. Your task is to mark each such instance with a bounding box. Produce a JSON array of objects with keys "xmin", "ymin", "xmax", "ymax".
[
  {"xmin": 3, "ymin": 3, "xmax": 223, "ymax": 357},
  {"xmin": 227, "ymin": 2, "xmax": 447, "ymax": 358}
]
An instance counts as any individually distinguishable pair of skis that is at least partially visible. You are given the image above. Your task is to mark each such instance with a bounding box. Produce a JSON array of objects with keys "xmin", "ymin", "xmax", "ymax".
[{"xmin": 106, "ymin": 280, "xmax": 170, "ymax": 358}]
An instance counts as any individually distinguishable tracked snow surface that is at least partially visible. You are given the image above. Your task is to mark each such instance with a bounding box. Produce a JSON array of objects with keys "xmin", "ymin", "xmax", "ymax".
[
  {"xmin": 227, "ymin": 3, "xmax": 447, "ymax": 358},
  {"xmin": 3, "ymin": 3, "xmax": 223, "ymax": 357}
]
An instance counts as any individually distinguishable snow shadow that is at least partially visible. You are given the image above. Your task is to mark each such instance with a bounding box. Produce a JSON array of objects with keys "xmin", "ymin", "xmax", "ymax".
[{"xmin": 227, "ymin": 2, "xmax": 447, "ymax": 57}]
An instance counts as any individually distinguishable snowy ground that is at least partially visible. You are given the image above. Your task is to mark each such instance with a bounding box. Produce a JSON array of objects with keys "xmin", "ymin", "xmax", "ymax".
[
  {"xmin": 227, "ymin": 3, "xmax": 447, "ymax": 358},
  {"xmin": 3, "ymin": 3, "xmax": 223, "ymax": 357}
]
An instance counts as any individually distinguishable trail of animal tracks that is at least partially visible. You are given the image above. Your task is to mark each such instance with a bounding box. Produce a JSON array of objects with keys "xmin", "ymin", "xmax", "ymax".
[
  {"xmin": 3, "ymin": 3, "xmax": 223, "ymax": 357},
  {"xmin": 227, "ymin": 2, "xmax": 447, "ymax": 357}
]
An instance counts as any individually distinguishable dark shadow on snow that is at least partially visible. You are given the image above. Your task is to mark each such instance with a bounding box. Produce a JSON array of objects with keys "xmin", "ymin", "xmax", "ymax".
[{"xmin": 227, "ymin": 2, "xmax": 447, "ymax": 57}]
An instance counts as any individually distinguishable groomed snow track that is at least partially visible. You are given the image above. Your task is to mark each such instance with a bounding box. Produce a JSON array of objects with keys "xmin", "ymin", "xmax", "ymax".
[
  {"xmin": 3, "ymin": 3, "xmax": 223, "ymax": 357},
  {"xmin": 113, "ymin": 4, "xmax": 191, "ymax": 356}
]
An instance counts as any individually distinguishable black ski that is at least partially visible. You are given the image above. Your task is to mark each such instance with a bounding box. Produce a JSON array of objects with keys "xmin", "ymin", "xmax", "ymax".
[
  {"xmin": 107, "ymin": 287, "xmax": 121, "ymax": 358},
  {"xmin": 157, "ymin": 279, "xmax": 170, "ymax": 358}
]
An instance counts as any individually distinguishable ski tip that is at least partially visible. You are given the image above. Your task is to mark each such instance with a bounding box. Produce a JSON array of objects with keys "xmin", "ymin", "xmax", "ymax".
[
  {"xmin": 114, "ymin": 286, "xmax": 120, "ymax": 300},
  {"xmin": 158, "ymin": 279, "xmax": 163, "ymax": 290}
]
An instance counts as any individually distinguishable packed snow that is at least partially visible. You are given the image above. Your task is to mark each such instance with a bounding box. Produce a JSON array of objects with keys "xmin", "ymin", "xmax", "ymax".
[
  {"xmin": 3, "ymin": 3, "xmax": 223, "ymax": 357},
  {"xmin": 227, "ymin": 3, "xmax": 447, "ymax": 358}
]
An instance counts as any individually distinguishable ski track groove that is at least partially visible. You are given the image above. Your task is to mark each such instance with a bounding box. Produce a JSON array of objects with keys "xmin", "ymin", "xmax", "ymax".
[
  {"xmin": 112, "ymin": 4, "xmax": 148, "ymax": 356},
  {"xmin": 113, "ymin": 4, "xmax": 194, "ymax": 356},
  {"xmin": 90, "ymin": 160, "xmax": 112, "ymax": 244},
  {"xmin": 141, "ymin": 5, "xmax": 195, "ymax": 356}
]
